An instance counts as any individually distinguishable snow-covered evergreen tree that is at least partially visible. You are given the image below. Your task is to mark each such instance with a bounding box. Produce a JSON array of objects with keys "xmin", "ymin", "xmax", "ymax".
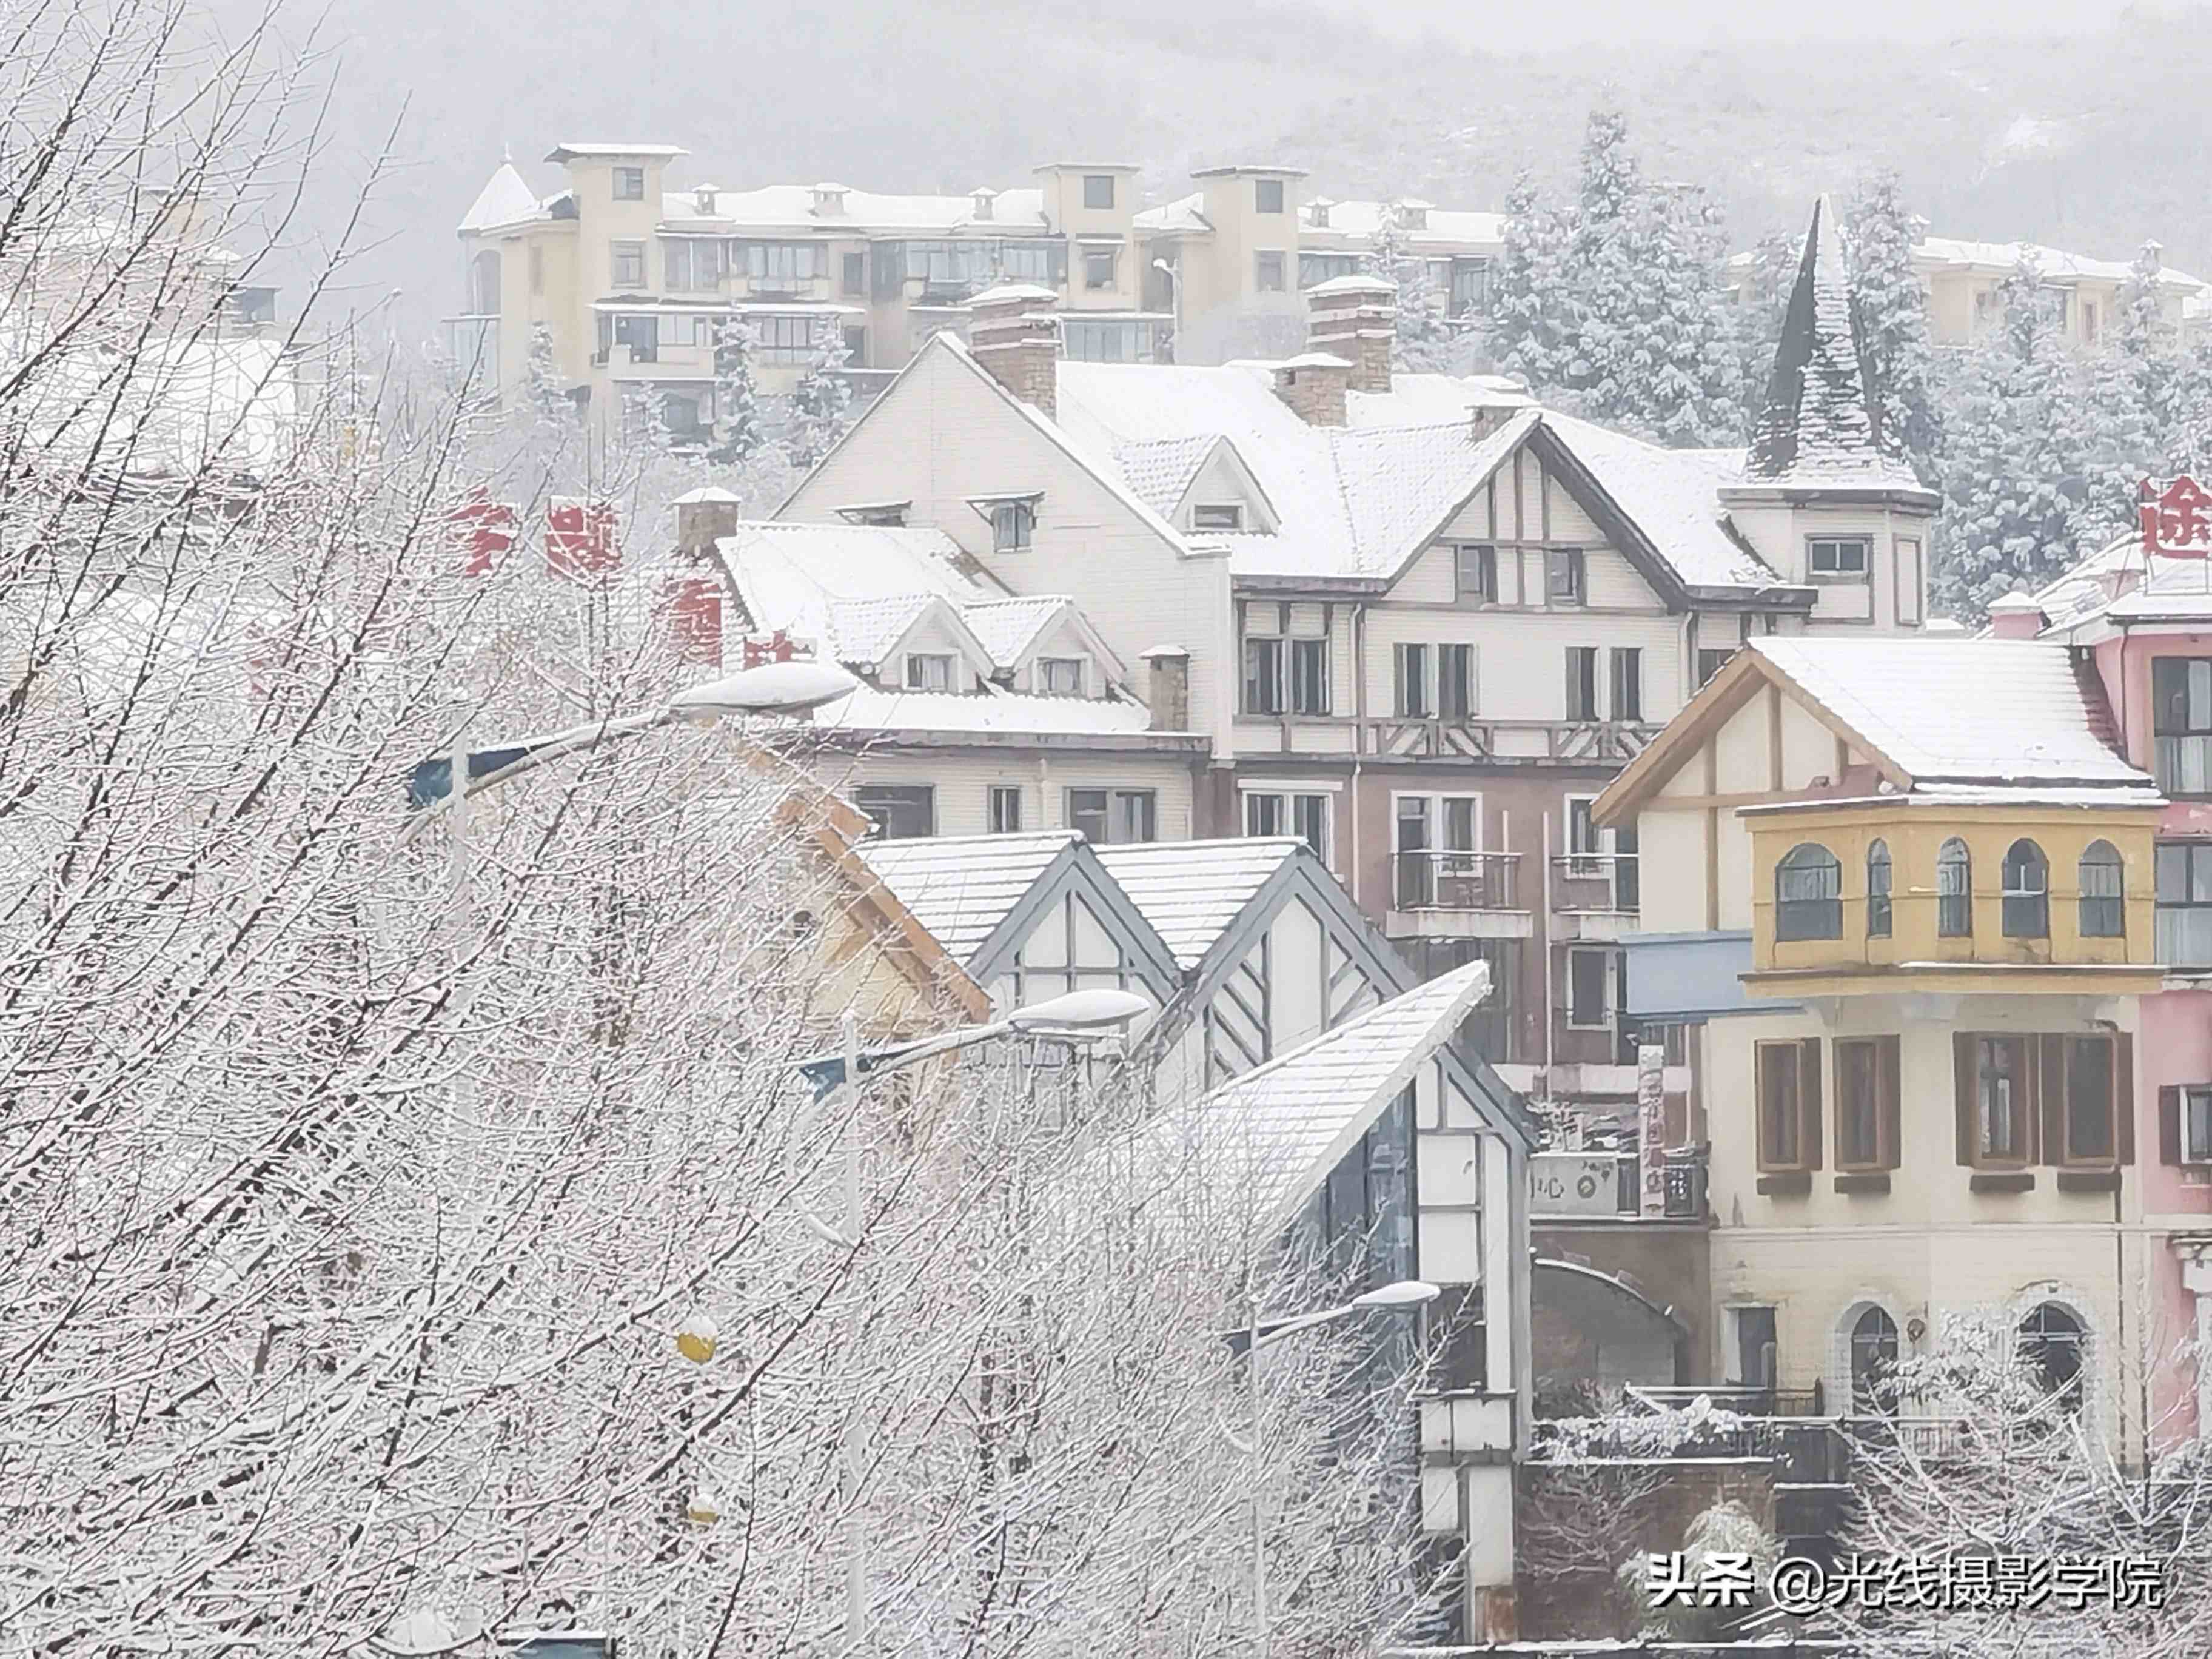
[
  {"xmin": 523, "ymin": 321, "xmax": 568, "ymax": 424},
  {"xmin": 785, "ymin": 320, "xmax": 854, "ymax": 470},
  {"xmin": 1359, "ymin": 199, "xmax": 1460, "ymax": 374},
  {"xmin": 1492, "ymin": 172, "xmax": 1577, "ymax": 396},
  {"xmin": 708, "ymin": 316, "xmax": 767, "ymax": 466},
  {"xmin": 1728, "ymin": 229, "xmax": 1799, "ymax": 437},
  {"xmin": 1934, "ymin": 260, "xmax": 2098, "ymax": 620},
  {"xmin": 1844, "ymin": 172, "xmax": 1942, "ymax": 485}
]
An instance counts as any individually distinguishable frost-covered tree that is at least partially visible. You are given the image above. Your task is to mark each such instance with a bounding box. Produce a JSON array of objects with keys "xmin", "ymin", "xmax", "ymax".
[
  {"xmin": 1358, "ymin": 199, "xmax": 1461, "ymax": 374},
  {"xmin": 523, "ymin": 321, "xmax": 569, "ymax": 424},
  {"xmin": 1729, "ymin": 229, "xmax": 1800, "ymax": 435},
  {"xmin": 1493, "ymin": 171, "xmax": 1577, "ymax": 395},
  {"xmin": 708, "ymin": 316, "xmax": 768, "ymax": 466},
  {"xmin": 1845, "ymin": 171, "xmax": 1943, "ymax": 486},
  {"xmin": 785, "ymin": 320, "xmax": 854, "ymax": 471}
]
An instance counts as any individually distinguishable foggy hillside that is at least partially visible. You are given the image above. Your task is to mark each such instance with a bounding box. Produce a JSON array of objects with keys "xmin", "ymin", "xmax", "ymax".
[{"xmin": 264, "ymin": 0, "xmax": 2212, "ymax": 333}]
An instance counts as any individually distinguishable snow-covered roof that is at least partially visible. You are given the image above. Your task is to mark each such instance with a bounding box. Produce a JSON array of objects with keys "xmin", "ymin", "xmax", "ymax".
[
  {"xmin": 460, "ymin": 162, "xmax": 547, "ymax": 233},
  {"xmin": 1750, "ymin": 636, "xmax": 2146, "ymax": 789},
  {"xmin": 2021, "ymin": 530, "xmax": 2212, "ymax": 637},
  {"xmin": 717, "ymin": 523, "xmax": 986, "ymax": 660},
  {"xmin": 1131, "ymin": 192, "xmax": 1210, "ymax": 235},
  {"xmin": 811, "ymin": 684, "xmax": 1163, "ymax": 738},
  {"xmin": 1741, "ymin": 198, "xmax": 1925, "ymax": 494},
  {"xmin": 1111, "ymin": 434, "xmax": 1221, "ymax": 517},
  {"xmin": 1542, "ymin": 416, "xmax": 1777, "ymax": 590},
  {"xmin": 1093, "ymin": 838, "xmax": 1303, "ymax": 969},
  {"xmin": 657, "ymin": 183, "xmax": 1048, "ymax": 235},
  {"xmin": 960, "ymin": 595, "xmax": 1068, "ymax": 665},
  {"xmin": 25, "ymin": 334, "xmax": 300, "ymax": 481},
  {"xmin": 1138, "ymin": 961, "xmax": 1492, "ymax": 1236},
  {"xmin": 858, "ymin": 831, "xmax": 1079, "ymax": 962},
  {"xmin": 545, "ymin": 142, "xmax": 688, "ymax": 161},
  {"xmin": 1914, "ymin": 236, "xmax": 2205, "ymax": 293},
  {"xmin": 1316, "ymin": 201, "xmax": 1506, "ymax": 247}
]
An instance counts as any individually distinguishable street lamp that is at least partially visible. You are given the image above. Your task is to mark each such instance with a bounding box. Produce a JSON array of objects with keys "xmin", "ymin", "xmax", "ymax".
[
  {"xmin": 792, "ymin": 986, "xmax": 1151, "ymax": 1652},
  {"xmin": 1232, "ymin": 1278, "xmax": 1438, "ymax": 1659}
]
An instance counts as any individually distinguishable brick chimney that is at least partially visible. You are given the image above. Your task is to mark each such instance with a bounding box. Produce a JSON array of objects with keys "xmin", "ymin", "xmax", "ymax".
[
  {"xmin": 1138, "ymin": 645, "xmax": 1191, "ymax": 731},
  {"xmin": 1985, "ymin": 591, "xmax": 2046, "ymax": 640},
  {"xmin": 1304, "ymin": 273, "xmax": 1396, "ymax": 395},
  {"xmin": 674, "ymin": 485, "xmax": 744, "ymax": 558},
  {"xmin": 1271, "ymin": 354, "xmax": 1351, "ymax": 427},
  {"xmin": 967, "ymin": 283, "xmax": 1061, "ymax": 420}
]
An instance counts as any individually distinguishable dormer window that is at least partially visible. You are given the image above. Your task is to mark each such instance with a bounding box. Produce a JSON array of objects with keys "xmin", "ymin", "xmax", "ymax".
[
  {"xmin": 1038, "ymin": 657, "xmax": 1085, "ymax": 695},
  {"xmin": 968, "ymin": 492, "xmax": 1042, "ymax": 551},
  {"xmin": 1305, "ymin": 197, "xmax": 1333, "ymax": 229},
  {"xmin": 1255, "ymin": 178, "xmax": 1285, "ymax": 214},
  {"xmin": 1193, "ymin": 504, "xmax": 1243, "ymax": 531},
  {"xmin": 1809, "ymin": 536, "xmax": 1871, "ymax": 580},
  {"xmin": 903, "ymin": 653, "xmax": 956, "ymax": 692},
  {"xmin": 971, "ymin": 188, "xmax": 997, "ymax": 220},
  {"xmin": 612, "ymin": 166, "xmax": 645, "ymax": 201},
  {"xmin": 834, "ymin": 501, "xmax": 910, "ymax": 528},
  {"xmin": 694, "ymin": 184, "xmax": 718, "ymax": 215},
  {"xmin": 1398, "ymin": 198, "xmax": 1432, "ymax": 230}
]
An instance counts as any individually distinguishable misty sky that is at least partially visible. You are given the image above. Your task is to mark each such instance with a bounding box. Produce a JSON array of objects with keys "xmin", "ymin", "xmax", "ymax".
[{"xmin": 1367, "ymin": 0, "xmax": 2180, "ymax": 47}]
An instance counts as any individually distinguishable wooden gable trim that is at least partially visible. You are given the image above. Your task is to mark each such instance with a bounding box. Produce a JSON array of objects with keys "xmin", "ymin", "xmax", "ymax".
[
  {"xmin": 1521, "ymin": 420, "xmax": 1695, "ymax": 612},
  {"xmin": 963, "ymin": 840, "xmax": 1184, "ymax": 997},
  {"xmin": 1167, "ymin": 434, "xmax": 1284, "ymax": 534},
  {"xmin": 1375, "ymin": 409, "xmax": 1542, "ymax": 591}
]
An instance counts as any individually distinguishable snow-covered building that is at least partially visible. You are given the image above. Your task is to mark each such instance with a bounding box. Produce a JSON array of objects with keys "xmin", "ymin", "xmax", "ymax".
[
  {"xmin": 1596, "ymin": 635, "xmax": 2172, "ymax": 1452},
  {"xmin": 1909, "ymin": 233, "xmax": 2205, "ymax": 348},
  {"xmin": 773, "ymin": 199, "xmax": 1938, "ymax": 1140}
]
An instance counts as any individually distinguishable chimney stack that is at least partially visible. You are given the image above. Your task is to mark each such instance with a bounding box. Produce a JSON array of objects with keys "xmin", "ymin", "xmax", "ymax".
[
  {"xmin": 674, "ymin": 485, "xmax": 744, "ymax": 559},
  {"xmin": 1985, "ymin": 592, "xmax": 2046, "ymax": 640},
  {"xmin": 1138, "ymin": 646, "xmax": 1191, "ymax": 732},
  {"xmin": 967, "ymin": 283, "xmax": 1061, "ymax": 421},
  {"xmin": 1304, "ymin": 273, "xmax": 1396, "ymax": 395},
  {"xmin": 1271, "ymin": 354, "xmax": 1351, "ymax": 427}
]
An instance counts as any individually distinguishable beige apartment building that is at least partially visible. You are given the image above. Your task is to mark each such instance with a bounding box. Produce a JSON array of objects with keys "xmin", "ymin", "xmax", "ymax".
[
  {"xmin": 449, "ymin": 144, "xmax": 1505, "ymax": 433},
  {"xmin": 1914, "ymin": 235, "xmax": 2207, "ymax": 348}
]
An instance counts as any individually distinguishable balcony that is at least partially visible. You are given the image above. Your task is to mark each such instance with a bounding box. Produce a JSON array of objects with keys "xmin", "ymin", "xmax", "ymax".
[
  {"xmin": 1388, "ymin": 850, "xmax": 1530, "ymax": 940},
  {"xmin": 1529, "ymin": 1147, "xmax": 1706, "ymax": 1221},
  {"xmin": 1550, "ymin": 850, "xmax": 1639, "ymax": 940},
  {"xmin": 443, "ymin": 315, "xmax": 498, "ymax": 385}
]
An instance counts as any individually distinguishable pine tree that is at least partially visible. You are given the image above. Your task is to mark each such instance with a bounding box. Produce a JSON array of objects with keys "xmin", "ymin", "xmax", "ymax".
[
  {"xmin": 1361, "ymin": 199, "xmax": 1460, "ymax": 374},
  {"xmin": 1728, "ymin": 230, "xmax": 1798, "ymax": 438},
  {"xmin": 1492, "ymin": 172, "xmax": 1576, "ymax": 395},
  {"xmin": 785, "ymin": 320, "xmax": 855, "ymax": 470},
  {"xmin": 1934, "ymin": 260, "xmax": 2097, "ymax": 620},
  {"xmin": 1844, "ymin": 172, "xmax": 1942, "ymax": 486},
  {"xmin": 708, "ymin": 317, "xmax": 767, "ymax": 466},
  {"xmin": 523, "ymin": 322, "xmax": 569, "ymax": 425}
]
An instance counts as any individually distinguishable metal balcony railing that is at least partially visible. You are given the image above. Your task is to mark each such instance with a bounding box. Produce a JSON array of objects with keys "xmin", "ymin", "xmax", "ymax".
[
  {"xmin": 1393, "ymin": 848, "xmax": 1521, "ymax": 911},
  {"xmin": 1551, "ymin": 850, "xmax": 1639, "ymax": 913}
]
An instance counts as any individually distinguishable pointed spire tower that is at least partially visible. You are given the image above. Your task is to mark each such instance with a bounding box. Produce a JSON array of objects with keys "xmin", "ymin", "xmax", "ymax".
[{"xmin": 1738, "ymin": 196, "xmax": 1926, "ymax": 494}]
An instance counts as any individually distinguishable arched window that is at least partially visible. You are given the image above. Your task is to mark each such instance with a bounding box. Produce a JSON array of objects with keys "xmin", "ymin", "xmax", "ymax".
[
  {"xmin": 2002, "ymin": 839, "xmax": 2050, "ymax": 938},
  {"xmin": 1937, "ymin": 839, "xmax": 1973, "ymax": 937},
  {"xmin": 1775, "ymin": 843, "xmax": 1843, "ymax": 940},
  {"xmin": 469, "ymin": 249, "xmax": 501, "ymax": 316},
  {"xmin": 2079, "ymin": 840, "xmax": 2125, "ymax": 939},
  {"xmin": 1849, "ymin": 1305, "xmax": 1899, "ymax": 1416},
  {"xmin": 1866, "ymin": 840, "xmax": 1892, "ymax": 938},
  {"xmin": 2019, "ymin": 1302, "xmax": 2085, "ymax": 1411}
]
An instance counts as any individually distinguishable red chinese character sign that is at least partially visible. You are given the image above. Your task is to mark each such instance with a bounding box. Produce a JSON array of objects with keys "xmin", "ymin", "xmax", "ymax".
[{"xmin": 2141, "ymin": 477, "xmax": 2212, "ymax": 560}]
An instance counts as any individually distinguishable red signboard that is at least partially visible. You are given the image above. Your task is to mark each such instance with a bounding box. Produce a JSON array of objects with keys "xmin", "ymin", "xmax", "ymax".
[
  {"xmin": 2141, "ymin": 476, "xmax": 2212, "ymax": 560},
  {"xmin": 666, "ymin": 578, "xmax": 725, "ymax": 666},
  {"xmin": 449, "ymin": 495, "xmax": 517, "ymax": 577},
  {"xmin": 547, "ymin": 498, "xmax": 619, "ymax": 579},
  {"xmin": 739, "ymin": 629, "xmax": 806, "ymax": 669}
]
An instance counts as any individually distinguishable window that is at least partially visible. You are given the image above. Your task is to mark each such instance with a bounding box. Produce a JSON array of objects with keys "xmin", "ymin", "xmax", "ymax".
[
  {"xmin": 2018, "ymin": 1303, "xmax": 2084, "ymax": 1410},
  {"xmin": 659, "ymin": 394, "xmax": 702, "ymax": 440},
  {"xmin": 1000, "ymin": 243, "xmax": 1054, "ymax": 283},
  {"xmin": 842, "ymin": 252, "xmax": 866, "ymax": 295},
  {"xmin": 662, "ymin": 239, "xmax": 722, "ymax": 291},
  {"xmin": 1449, "ymin": 258, "xmax": 1491, "ymax": 316},
  {"xmin": 1299, "ymin": 253, "xmax": 1360, "ymax": 288},
  {"xmin": 2172, "ymin": 1085, "xmax": 2212, "ymax": 1163},
  {"xmin": 1566, "ymin": 947, "xmax": 1612, "ymax": 1030},
  {"xmin": 1289, "ymin": 638, "xmax": 1330, "ymax": 716},
  {"xmin": 1038, "ymin": 657, "xmax": 1085, "ymax": 695},
  {"xmin": 1564, "ymin": 647, "xmax": 1598, "ymax": 722},
  {"xmin": 1292, "ymin": 793, "xmax": 1330, "ymax": 863},
  {"xmin": 1732, "ymin": 1306, "xmax": 1778, "ymax": 1389},
  {"xmin": 612, "ymin": 166, "xmax": 645, "ymax": 201},
  {"xmin": 1775, "ymin": 843, "xmax": 1843, "ymax": 941},
  {"xmin": 1082, "ymin": 247, "xmax": 1118, "ymax": 290},
  {"xmin": 1255, "ymin": 178, "xmax": 1285, "ymax": 214},
  {"xmin": 903, "ymin": 653, "xmax": 956, "ymax": 692},
  {"xmin": 1849, "ymin": 1306, "xmax": 1899, "ymax": 1415},
  {"xmin": 1809, "ymin": 537, "xmax": 1871, "ymax": 578},
  {"xmin": 1083, "ymin": 175, "xmax": 1116, "ymax": 209},
  {"xmin": 753, "ymin": 314, "xmax": 817, "ymax": 363},
  {"xmin": 1835, "ymin": 1037, "xmax": 1900, "ymax": 1170},
  {"xmin": 1546, "ymin": 548, "xmax": 1584, "ymax": 605},
  {"xmin": 1063, "ymin": 318, "xmax": 1149, "ymax": 363},
  {"xmin": 693, "ymin": 317, "xmax": 716, "ymax": 347},
  {"xmin": 1438, "ymin": 643, "xmax": 1475, "ymax": 722},
  {"xmin": 2158, "ymin": 842, "xmax": 2212, "ymax": 966},
  {"xmin": 1393, "ymin": 643, "xmax": 1431, "ymax": 718},
  {"xmin": 1246, "ymin": 792, "xmax": 1284, "ymax": 836},
  {"xmin": 1193, "ymin": 504, "xmax": 1244, "ymax": 531},
  {"xmin": 1243, "ymin": 636, "xmax": 1285, "ymax": 715},
  {"xmin": 2064, "ymin": 1035, "xmax": 2115, "ymax": 1161},
  {"xmin": 1937, "ymin": 838, "xmax": 1972, "ymax": 937},
  {"xmin": 855, "ymin": 785, "xmax": 933, "ymax": 840},
  {"xmin": 991, "ymin": 500, "xmax": 1035, "ymax": 552},
  {"xmin": 1454, "ymin": 545, "xmax": 1496, "ymax": 605},
  {"xmin": 1896, "ymin": 538, "xmax": 1925, "ymax": 626},
  {"xmin": 2083, "ymin": 300, "xmax": 2100, "ymax": 343},
  {"xmin": 1244, "ymin": 791, "xmax": 1331, "ymax": 863},
  {"xmin": 2079, "ymin": 840, "xmax": 2124, "ymax": 939},
  {"xmin": 1866, "ymin": 840, "xmax": 1892, "ymax": 938},
  {"xmin": 1255, "ymin": 251, "xmax": 1286, "ymax": 293},
  {"xmin": 1697, "ymin": 648, "xmax": 1736, "ymax": 688},
  {"xmin": 988, "ymin": 786, "xmax": 1022, "ymax": 834},
  {"xmin": 1609, "ymin": 647, "xmax": 1643, "ymax": 722},
  {"xmin": 610, "ymin": 312, "xmax": 657, "ymax": 363},
  {"xmin": 744, "ymin": 243, "xmax": 823, "ymax": 286},
  {"xmin": 2152, "ymin": 658, "xmax": 2212, "ymax": 794},
  {"xmin": 1972, "ymin": 1036, "xmax": 2028, "ymax": 1162},
  {"xmin": 1068, "ymin": 788, "xmax": 1156, "ymax": 845},
  {"xmin": 610, "ymin": 241, "xmax": 646, "ymax": 289},
  {"xmin": 1756, "ymin": 1038, "xmax": 1821, "ymax": 1172},
  {"xmin": 2000, "ymin": 839, "xmax": 2049, "ymax": 938}
]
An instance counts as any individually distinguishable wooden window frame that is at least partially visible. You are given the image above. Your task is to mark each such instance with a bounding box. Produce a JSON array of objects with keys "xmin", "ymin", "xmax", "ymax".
[
  {"xmin": 1394, "ymin": 643, "xmax": 1432, "ymax": 719},
  {"xmin": 1775, "ymin": 842, "xmax": 1843, "ymax": 941},
  {"xmin": 1866, "ymin": 839, "xmax": 1893, "ymax": 939},
  {"xmin": 903, "ymin": 652, "xmax": 957, "ymax": 692},
  {"xmin": 987, "ymin": 785, "xmax": 1023, "ymax": 834},
  {"xmin": 1564, "ymin": 646, "xmax": 1598, "ymax": 723},
  {"xmin": 1952, "ymin": 1031, "xmax": 2134, "ymax": 1171},
  {"xmin": 1834, "ymin": 1036, "xmax": 1901, "ymax": 1172},
  {"xmin": 1453, "ymin": 544, "xmax": 1497, "ymax": 605},
  {"xmin": 1546, "ymin": 547, "xmax": 1586, "ymax": 606},
  {"xmin": 1609, "ymin": 646, "xmax": 1643, "ymax": 723},
  {"xmin": 1756, "ymin": 1037, "xmax": 1822, "ymax": 1175},
  {"xmin": 1288, "ymin": 637, "xmax": 1330, "ymax": 716},
  {"xmin": 2078, "ymin": 841, "xmax": 2125, "ymax": 939},
  {"xmin": 2000, "ymin": 838, "xmax": 2051, "ymax": 939},
  {"xmin": 1937, "ymin": 839, "xmax": 1973, "ymax": 938},
  {"xmin": 1807, "ymin": 535, "xmax": 1871, "ymax": 582},
  {"xmin": 1439, "ymin": 642, "xmax": 1476, "ymax": 723},
  {"xmin": 2162, "ymin": 1084, "xmax": 2212, "ymax": 1165}
]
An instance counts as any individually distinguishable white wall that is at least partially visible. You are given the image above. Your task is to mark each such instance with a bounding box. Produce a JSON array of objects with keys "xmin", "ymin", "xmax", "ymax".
[{"xmin": 808, "ymin": 749, "xmax": 1196, "ymax": 840}]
